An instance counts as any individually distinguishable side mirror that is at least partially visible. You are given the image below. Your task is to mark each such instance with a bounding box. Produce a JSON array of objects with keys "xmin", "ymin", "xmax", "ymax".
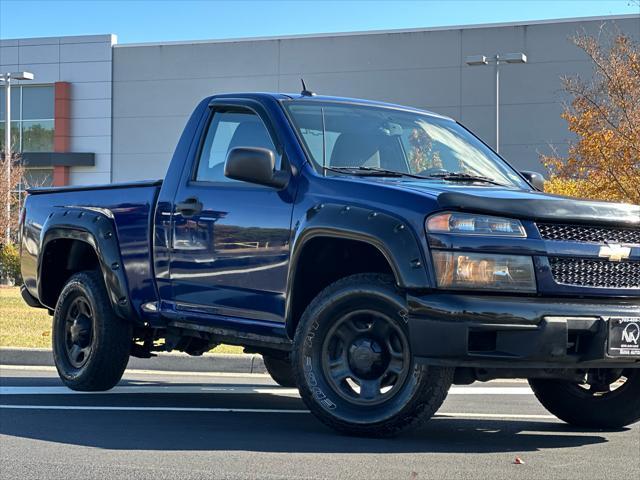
[
  {"xmin": 224, "ymin": 147, "xmax": 290, "ymax": 189},
  {"xmin": 520, "ymin": 170, "xmax": 546, "ymax": 191}
]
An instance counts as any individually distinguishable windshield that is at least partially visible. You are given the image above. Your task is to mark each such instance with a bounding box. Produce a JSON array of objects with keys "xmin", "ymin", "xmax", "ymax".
[{"xmin": 284, "ymin": 101, "xmax": 528, "ymax": 188}]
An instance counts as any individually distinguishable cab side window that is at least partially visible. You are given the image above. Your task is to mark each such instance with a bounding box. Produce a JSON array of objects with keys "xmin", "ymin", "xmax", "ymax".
[{"xmin": 195, "ymin": 110, "xmax": 277, "ymax": 183}]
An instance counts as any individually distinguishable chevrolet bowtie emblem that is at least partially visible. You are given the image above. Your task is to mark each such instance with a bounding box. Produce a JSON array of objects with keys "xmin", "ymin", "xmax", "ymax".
[{"xmin": 598, "ymin": 243, "xmax": 631, "ymax": 262}]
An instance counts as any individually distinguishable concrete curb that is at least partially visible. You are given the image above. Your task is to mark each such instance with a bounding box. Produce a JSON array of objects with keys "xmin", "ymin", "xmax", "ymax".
[{"xmin": 0, "ymin": 347, "xmax": 267, "ymax": 374}]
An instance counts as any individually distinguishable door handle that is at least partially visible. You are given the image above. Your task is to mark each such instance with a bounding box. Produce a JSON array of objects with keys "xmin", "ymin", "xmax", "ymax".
[{"xmin": 175, "ymin": 197, "xmax": 203, "ymax": 217}]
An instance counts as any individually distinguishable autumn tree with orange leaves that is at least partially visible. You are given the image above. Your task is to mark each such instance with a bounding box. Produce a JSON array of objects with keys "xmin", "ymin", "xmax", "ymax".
[{"xmin": 542, "ymin": 29, "xmax": 640, "ymax": 205}]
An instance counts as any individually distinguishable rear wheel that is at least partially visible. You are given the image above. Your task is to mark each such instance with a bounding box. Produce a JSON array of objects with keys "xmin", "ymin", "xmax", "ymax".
[
  {"xmin": 529, "ymin": 369, "xmax": 640, "ymax": 428},
  {"xmin": 292, "ymin": 273, "xmax": 453, "ymax": 437},
  {"xmin": 263, "ymin": 355, "xmax": 297, "ymax": 387},
  {"xmin": 52, "ymin": 271, "xmax": 132, "ymax": 391}
]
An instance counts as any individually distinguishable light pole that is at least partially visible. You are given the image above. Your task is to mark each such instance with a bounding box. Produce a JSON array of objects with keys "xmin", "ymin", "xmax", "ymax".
[
  {"xmin": 465, "ymin": 53, "xmax": 527, "ymax": 153},
  {"xmin": 1, "ymin": 71, "xmax": 34, "ymax": 244}
]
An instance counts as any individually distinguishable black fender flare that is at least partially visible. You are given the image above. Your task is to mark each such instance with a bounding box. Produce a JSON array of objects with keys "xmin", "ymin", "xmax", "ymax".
[
  {"xmin": 38, "ymin": 207, "xmax": 137, "ymax": 322},
  {"xmin": 284, "ymin": 203, "xmax": 430, "ymax": 334}
]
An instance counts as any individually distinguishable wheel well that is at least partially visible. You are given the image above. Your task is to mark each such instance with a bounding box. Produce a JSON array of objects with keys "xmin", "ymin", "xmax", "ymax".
[
  {"xmin": 287, "ymin": 237, "xmax": 395, "ymax": 337},
  {"xmin": 40, "ymin": 238, "xmax": 100, "ymax": 308}
]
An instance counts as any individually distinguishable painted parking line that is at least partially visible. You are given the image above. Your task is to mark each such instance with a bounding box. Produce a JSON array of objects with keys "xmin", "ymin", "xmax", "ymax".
[
  {"xmin": 0, "ymin": 364, "xmax": 271, "ymax": 378},
  {"xmin": 438, "ymin": 412, "xmax": 555, "ymax": 420},
  {"xmin": 0, "ymin": 404, "xmax": 556, "ymax": 420},
  {"xmin": 0, "ymin": 365, "xmax": 528, "ymax": 383},
  {"xmin": 0, "ymin": 385, "xmax": 533, "ymax": 396},
  {"xmin": 451, "ymin": 387, "xmax": 532, "ymax": 395},
  {"xmin": 0, "ymin": 405, "xmax": 307, "ymax": 414},
  {"xmin": 0, "ymin": 386, "xmax": 301, "ymax": 396}
]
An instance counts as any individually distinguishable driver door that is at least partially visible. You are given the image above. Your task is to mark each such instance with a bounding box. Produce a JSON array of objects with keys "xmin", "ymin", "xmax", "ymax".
[{"xmin": 168, "ymin": 104, "xmax": 295, "ymax": 323}]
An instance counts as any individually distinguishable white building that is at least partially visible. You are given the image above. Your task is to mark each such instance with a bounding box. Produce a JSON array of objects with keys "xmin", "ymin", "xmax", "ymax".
[{"xmin": 1, "ymin": 14, "xmax": 638, "ymax": 186}]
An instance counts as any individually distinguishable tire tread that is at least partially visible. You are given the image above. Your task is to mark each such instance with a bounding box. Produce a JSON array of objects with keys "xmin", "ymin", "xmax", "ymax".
[
  {"xmin": 263, "ymin": 355, "xmax": 297, "ymax": 388},
  {"xmin": 292, "ymin": 273, "xmax": 453, "ymax": 437},
  {"xmin": 52, "ymin": 270, "xmax": 131, "ymax": 391},
  {"xmin": 529, "ymin": 372, "xmax": 640, "ymax": 429}
]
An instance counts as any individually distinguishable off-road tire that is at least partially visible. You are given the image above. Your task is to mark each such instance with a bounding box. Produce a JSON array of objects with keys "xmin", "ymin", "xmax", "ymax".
[
  {"xmin": 52, "ymin": 270, "xmax": 132, "ymax": 391},
  {"xmin": 529, "ymin": 369, "xmax": 640, "ymax": 429},
  {"xmin": 292, "ymin": 273, "xmax": 453, "ymax": 437},
  {"xmin": 263, "ymin": 355, "xmax": 297, "ymax": 387}
]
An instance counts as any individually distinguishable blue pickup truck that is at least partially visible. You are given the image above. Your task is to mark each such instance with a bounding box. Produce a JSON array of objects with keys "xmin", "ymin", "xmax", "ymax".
[{"xmin": 20, "ymin": 92, "xmax": 640, "ymax": 436}]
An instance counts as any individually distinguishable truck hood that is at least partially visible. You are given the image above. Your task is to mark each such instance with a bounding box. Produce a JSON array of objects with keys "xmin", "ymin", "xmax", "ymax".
[{"xmin": 375, "ymin": 179, "xmax": 640, "ymax": 226}]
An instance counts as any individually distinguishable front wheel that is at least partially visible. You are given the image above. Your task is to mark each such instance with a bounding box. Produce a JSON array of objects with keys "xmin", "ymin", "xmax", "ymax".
[
  {"xmin": 52, "ymin": 271, "xmax": 132, "ymax": 391},
  {"xmin": 292, "ymin": 273, "xmax": 453, "ymax": 437},
  {"xmin": 529, "ymin": 369, "xmax": 640, "ymax": 429}
]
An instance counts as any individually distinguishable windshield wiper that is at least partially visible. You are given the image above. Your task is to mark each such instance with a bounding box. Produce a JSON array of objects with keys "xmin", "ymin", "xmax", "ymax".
[
  {"xmin": 423, "ymin": 172, "xmax": 507, "ymax": 186},
  {"xmin": 324, "ymin": 167, "xmax": 508, "ymax": 186},
  {"xmin": 324, "ymin": 166, "xmax": 427, "ymax": 180}
]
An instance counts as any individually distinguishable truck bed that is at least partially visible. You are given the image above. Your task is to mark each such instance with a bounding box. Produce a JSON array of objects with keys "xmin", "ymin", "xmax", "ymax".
[{"xmin": 21, "ymin": 180, "xmax": 163, "ymax": 314}]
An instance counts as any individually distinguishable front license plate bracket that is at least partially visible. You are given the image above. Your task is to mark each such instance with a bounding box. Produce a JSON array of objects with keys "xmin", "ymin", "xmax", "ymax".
[{"xmin": 607, "ymin": 317, "xmax": 640, "ymax": 357}]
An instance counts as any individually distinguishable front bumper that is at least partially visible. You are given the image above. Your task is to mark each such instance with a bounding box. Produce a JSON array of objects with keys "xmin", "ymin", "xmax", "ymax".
[{"xmin": 407, "ymin": 293, "xmax": 640, "ymax": 368}]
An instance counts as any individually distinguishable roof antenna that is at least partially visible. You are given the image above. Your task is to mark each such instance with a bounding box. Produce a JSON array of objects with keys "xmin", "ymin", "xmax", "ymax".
[{"xmin": 301, "ymin": 78, "xmax": 315, "ymax": 97}]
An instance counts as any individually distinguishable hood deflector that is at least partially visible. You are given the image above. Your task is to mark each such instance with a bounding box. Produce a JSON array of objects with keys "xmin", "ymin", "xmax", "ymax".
[{"xmin": 437, "ymin": 191, "xmax": 640, "ymax": 226}]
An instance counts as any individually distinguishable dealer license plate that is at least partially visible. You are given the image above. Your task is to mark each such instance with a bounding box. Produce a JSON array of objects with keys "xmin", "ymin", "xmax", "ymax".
[{"xmin": 608, "ymin": 317, "xmax": 640, "ymax": 357}]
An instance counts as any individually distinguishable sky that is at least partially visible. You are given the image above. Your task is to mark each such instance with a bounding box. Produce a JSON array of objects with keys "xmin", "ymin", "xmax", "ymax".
[{"xmin": 0, "ymin": 0, "xmax": 638, "ymax": 44}]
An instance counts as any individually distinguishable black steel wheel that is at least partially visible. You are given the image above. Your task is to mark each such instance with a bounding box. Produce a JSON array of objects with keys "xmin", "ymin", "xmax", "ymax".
[
  {"xmin": 63, "ymin": 295, "xmax": 94, "ymax": 369},
  {"xmin": 321, "ymin": 309, "xmax": 411, "ymax": 406},
  {"xmin": 529, "ymin": 369, "xmax": 640, "ymax": 428},
  {"xmin": 52, "ymin": 270, "xmax": 132, "ymax": 391},
  {"xmin": 292, "ymin": 273, "xmax": 453, "ymax": 437}
]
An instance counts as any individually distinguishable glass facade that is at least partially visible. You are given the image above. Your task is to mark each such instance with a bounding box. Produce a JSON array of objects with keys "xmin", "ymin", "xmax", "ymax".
[
  {"xmin": 22, "ymin": 168, "xmax": 53, "ymax": 187},
  {"xmin": 0, "ymin": 85, "xmax": 54, "ymax": 152}
]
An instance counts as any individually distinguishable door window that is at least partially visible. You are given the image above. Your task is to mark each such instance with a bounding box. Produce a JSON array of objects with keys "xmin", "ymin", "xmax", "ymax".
[{"xmin": 195, "ymin": 110, "xmax": 276, "ymax": 183}]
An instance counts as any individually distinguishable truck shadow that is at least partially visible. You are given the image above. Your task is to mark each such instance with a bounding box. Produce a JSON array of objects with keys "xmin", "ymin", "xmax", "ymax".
[
  {"xmin": 1, "ymin": 376, "xmax": 627, "ymax": 454},
  {"xmin": 0, "ymin": 402, "xmax": 615, "ymax": 454}
]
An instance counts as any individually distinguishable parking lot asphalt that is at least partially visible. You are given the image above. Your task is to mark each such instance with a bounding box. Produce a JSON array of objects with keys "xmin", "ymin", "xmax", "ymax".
[{"xmin": 1, "ymin": 365, "xmax": 639, "ymax": 480}]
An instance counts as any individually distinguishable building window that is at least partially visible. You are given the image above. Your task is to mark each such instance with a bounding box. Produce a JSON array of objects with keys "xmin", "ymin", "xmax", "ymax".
[
  {"xmin": 22, "ymin": 168, "xmax": 53, "ymax": 188},
  {"xmin": 0, "ymin": 85, "xmax": 55, "ymax": 152}
]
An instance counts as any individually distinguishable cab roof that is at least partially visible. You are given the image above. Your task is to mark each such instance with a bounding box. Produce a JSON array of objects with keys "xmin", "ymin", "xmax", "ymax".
[{"xmin": 208, "ymin": 92, "xmax": 453, "ymax": 121}]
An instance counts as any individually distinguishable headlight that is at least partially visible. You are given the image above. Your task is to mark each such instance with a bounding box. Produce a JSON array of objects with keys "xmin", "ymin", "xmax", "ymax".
[
  {"xmin": 431, "ymin": 251, "xmax": 537, "ymax": 292},
  {"xmin": 426, "ymin": 212, "xmax": 526, "ymax": 237}
]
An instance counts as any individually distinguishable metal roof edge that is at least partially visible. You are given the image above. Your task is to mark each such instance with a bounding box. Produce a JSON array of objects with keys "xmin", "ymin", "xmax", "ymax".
[{"xmin": 114, "ymin": 14, "xmax": 639, "ymax": 48}]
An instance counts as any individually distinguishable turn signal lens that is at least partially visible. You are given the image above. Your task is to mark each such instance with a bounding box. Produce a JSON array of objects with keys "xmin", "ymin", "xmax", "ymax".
[
  {"xmin": 426, "ymin": 212, "xmax": 526, "ymax": 237},
  {"xmin": 432, "ymin": 251, "xmax": 536, "ymax": 292}
]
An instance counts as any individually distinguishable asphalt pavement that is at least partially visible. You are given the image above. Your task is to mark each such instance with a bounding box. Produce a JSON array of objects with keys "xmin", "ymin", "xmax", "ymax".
[{"xmin": 1, "ymin": 365, "xmax": 639, "ymax": 480}]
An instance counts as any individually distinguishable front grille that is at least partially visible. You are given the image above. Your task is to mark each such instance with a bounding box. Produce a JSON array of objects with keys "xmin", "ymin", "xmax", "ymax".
[
  {"xmin": 549, "ymin": 257, "xmax": 640, "ymax": 289},
  {"xmin": 538, "ymin": 223, "xmax": 640, "ymax": 245}
]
